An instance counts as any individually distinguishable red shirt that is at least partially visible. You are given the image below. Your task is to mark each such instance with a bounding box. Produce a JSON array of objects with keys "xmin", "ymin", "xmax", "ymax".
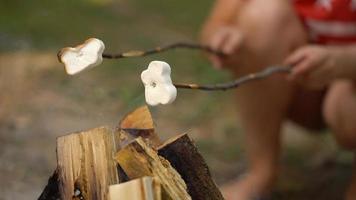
[{"xmin": 294, "ymin": 0, "xmax": 356, "ymax": 44}]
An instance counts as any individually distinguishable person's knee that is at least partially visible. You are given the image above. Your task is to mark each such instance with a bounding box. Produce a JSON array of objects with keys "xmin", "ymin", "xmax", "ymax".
[{"xmin": 323, "ymin": 82, "xmax": 356, "ymax": 150}]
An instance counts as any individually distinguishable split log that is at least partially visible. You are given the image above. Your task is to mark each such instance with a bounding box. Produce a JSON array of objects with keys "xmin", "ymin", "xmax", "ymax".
[
  {"xmin": 118, "ymin": 105, "xmax": 161, "ymax": 148},
  {"xmin": 115, "ymin": 137, "xmax": 191, "ymax": 200},
  {"xmin": 109, "ymin": 176, "xmax": 161, "ymax": 200},
  {"xmin": 158, "ymin": 133, "xmax": 224, "ymax": 200},
  {"xmin": 116, "ymin": 105, "xmax": 162, "ymax": 184},
  {"xmin": 57, "ymin": 126, "xmax": 119, "ymax": 200},
  {"xmin": 38, "ymin": 106, "xmax": 161, "ymax": 199}
]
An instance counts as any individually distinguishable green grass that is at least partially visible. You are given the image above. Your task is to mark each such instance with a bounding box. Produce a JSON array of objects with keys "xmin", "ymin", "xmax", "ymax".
[{"xmin": 0, "ymin": 0, "xmax": 213, "ymax": 50}]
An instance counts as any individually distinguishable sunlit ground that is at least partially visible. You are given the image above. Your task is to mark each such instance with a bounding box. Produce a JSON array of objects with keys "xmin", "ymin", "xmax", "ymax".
[{"xmin": 0, "ymin": 0, "xmax": 353, "ymax": 199}]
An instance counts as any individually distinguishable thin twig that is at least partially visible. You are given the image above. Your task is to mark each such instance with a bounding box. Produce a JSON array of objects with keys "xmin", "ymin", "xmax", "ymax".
[
  {"xmin": 102, "ymin": 42, "xmax": 290, "ymax": 91},
  {"xmin": 102, "ymin": 42, "xmax": 225, "ymax": 59},
  {"xmin": 173, "ymin": 66, "xmax": 292, "ymax": 91}
]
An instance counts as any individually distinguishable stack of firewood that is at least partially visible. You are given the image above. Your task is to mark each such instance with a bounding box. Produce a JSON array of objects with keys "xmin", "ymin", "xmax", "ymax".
[{"xmin": 38, "ymin": 106, "xmax": 224, "ymax": 200}]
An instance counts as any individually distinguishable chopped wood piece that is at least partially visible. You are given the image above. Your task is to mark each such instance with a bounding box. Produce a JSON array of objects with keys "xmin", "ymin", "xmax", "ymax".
[
  {"xmin": 158, "ymin": 133, "xmax": 224, "ymax": 200},
  {"xmin": 109, "ymin": 176, "xmax": 161, "ymax": 200},
  {"xmin": 115, "ymin": 137, "xmax": 191, "ymax": 200},
  {"xmin": 56, "ymin": 127, "xmax": 119, "ymax": 200},
  {"xmin": 118, "ymin": 106, "xmax": 161, "ymax": 148},
  {"xmin": 119, "ymin": 106, "xmax": 154, "ymax": 130},
  {"xmin": 118, "ymin": 129, "xmax": 161, "ymax": 149}
]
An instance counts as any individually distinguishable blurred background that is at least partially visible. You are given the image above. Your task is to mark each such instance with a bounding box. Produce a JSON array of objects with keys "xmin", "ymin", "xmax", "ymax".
[{"xmin": 0, "ymin": 0, "xmax": 354, "ymax": 199}]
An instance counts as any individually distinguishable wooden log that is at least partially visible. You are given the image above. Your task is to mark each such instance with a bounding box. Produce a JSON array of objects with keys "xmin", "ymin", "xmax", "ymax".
[
  {"xmin": 115, "ymin": 137, "xmax": 191, "ymax": 200},
  {"xmin": 116, "ymin": 105, "xmax": 162, "ymax": 183},
  {"xmin": 39, "ymin": 106, "xmax": 161, "ymax": 199},
  {"xmin": 56, "ymin": 126, "xmax": 119, "ymax": 200},
  {"xmin": 158, "ymin": 133, "xmax": 224, "ymax": 200},
  {"xmin": 118, "ymin": 105, "xmax": 161, "ymax": 148},
  {"xmin": 109, "ymin": 176, "xmax": 161, "ymax": 200}
]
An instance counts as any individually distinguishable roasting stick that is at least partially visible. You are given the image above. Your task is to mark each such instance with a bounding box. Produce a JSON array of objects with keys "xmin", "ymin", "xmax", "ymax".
[
  {"xmin": 173, "ymin": 66, "xmax": 292, "ymax": 91},
  {"xmin": 58, "ymin": 38, "xmax": 292, "ymax": 90},
  {"xmin": 102, "ymin": 42, "xmax": 226, "ymax": 59},
  {"xmin": 58, "ymin": 39, "xmax": 225, "ymax": 75},
  {"xmin": 141, "ymin": 61, "xmax": 292, "ymax": 106}
]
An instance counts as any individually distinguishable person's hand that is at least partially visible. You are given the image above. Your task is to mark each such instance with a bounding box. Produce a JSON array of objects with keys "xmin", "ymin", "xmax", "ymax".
[
  {"xmin": 206, "ymin": 26, "xmax": 244, "ymax": 69},
  {"xmin": 284, "ymin": 45, "xmax": 344, "ymax": 89}
]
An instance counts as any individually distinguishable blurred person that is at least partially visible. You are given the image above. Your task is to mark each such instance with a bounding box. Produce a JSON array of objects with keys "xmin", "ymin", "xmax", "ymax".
[{"xmin": 201, "ymin": 0, "xmax": 356, "ymax": 199}]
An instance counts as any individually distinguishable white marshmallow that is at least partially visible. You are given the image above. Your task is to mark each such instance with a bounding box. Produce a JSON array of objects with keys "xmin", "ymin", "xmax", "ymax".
[
  {"xmin": 141, "ymin": 61, "xmax": 177, "ymax": 106},
  {"xmin": 58, "ymin": 38, "xmax": 105, "ymax": 75}
]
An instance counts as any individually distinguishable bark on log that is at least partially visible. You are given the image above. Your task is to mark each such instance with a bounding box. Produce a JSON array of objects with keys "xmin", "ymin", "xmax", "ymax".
[
  {"xmin": 115, "ymin": 137, "xmax": 191, "ymax": 200},
  {"xmin": 109, "ymin": 176, "xmax": 161, "ymax": 200},
  {"xmin": 56, "ymin": 126, "xmax": 119, "ymax": 200},
  {"xmin": 158, "ymin": 133, "xmax": 224, "ymax": 200}
]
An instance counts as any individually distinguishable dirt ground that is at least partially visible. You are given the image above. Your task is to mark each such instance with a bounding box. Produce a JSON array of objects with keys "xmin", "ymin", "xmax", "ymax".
[{"xmin": 0, "ymin": 52, "xmax": 353, "ymax": 200}]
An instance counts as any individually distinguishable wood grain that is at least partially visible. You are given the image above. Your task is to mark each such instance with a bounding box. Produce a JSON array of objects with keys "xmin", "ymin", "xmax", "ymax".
[
  {"xmin": 115, "ymin": 137, "xmax": 191, "ymax": 200},
  {"xmin": 109, "ymin": 176, "xmax": 161, "ymax": 200},
  {"xmin": 56, "ymin": 126, "xmax": 119, "ymax": 200}
]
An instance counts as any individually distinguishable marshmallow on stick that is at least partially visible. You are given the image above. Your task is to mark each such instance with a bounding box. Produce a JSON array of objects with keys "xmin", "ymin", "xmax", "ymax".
[
  {"xmin": 141, "ymin": 61, "xmax": 177, "ymax": 106},
  {"xmin": 58, "ymin": 38, "xmax": 105, "ymax": 75},
  {"xmin": 140, "ymin": 61, "xmax": 291, "ymax": 106}
]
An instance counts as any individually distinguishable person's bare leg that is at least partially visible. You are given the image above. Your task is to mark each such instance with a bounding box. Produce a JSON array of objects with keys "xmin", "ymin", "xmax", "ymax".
[
  {"xmin": 324, "ymin": 81, "xmax": 356, "ymax": 149},
  {"xmin": 288, "ymin": 87, "xmax": 326, "ymax": 131},
  {"xmin": 221, "ymin": 77, "xmax": 293, "ymax": 200},
  {"xmin": 323, "ymin": 80, "xmax": 356, "ymax": 200},
  {"xmin": 221, "ymin": 0, "xmax": 307, "ymax": 199}
]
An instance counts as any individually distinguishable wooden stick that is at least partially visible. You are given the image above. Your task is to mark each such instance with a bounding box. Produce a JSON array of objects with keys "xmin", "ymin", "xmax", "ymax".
[
  {"xmin": 158, "ymin": 133, "xmax": 224, "ymax": 200},
  {"xmin": 173, "ymin": 66, "xmax": 292, "ymax": 91},
  {"xmin": 109, "ymin": 176, "xmax": 161, "ymax": 200},
  {"xmin": 56, "ymin": 127, "xmax": 119, "ymax": 200},
  {"xmin": 115, "ymin": 137, "xmax": 191, "ymax": 200},
  {"xmin": 102, "ymin": 42, "xmax": 225, "ymax": 59}
]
